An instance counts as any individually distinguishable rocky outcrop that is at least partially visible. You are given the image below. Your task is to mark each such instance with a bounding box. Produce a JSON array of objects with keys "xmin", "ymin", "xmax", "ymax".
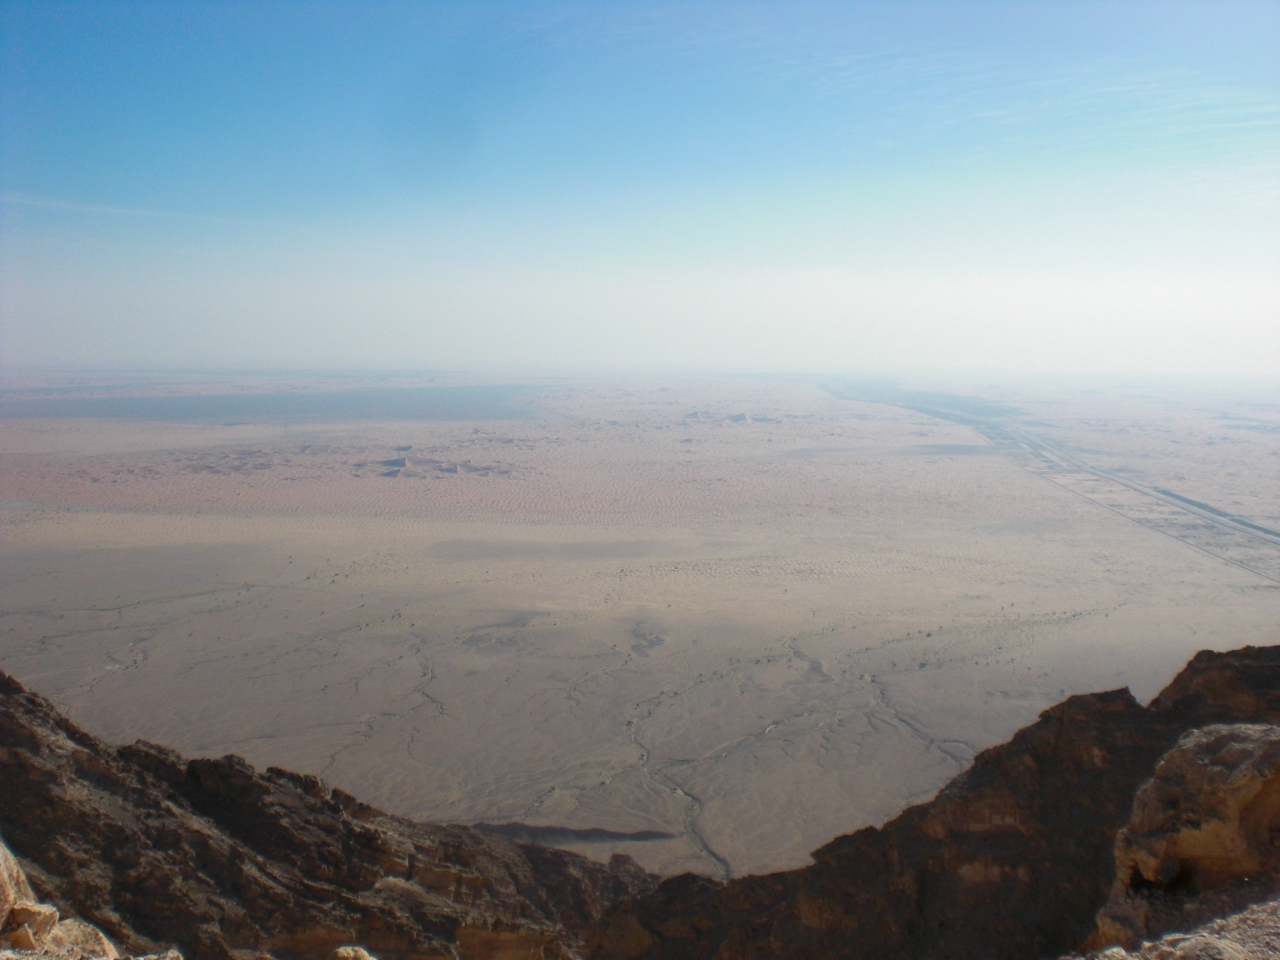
[
  {"xmin": 1086, "ymin": 892, "xmax": 1280, "ymax": 960},
  {"xmin": 1090, "ymin": 724, "xmax": 1280, "ymax": 951},
  {"xmin": 584, "ymin": 646, "xmax": 1280, "ymax": 960},
  {"xmin": 1, "ymin": 832, "xmax": 121, "ymax": 959},
  {"xmin": 7, "ymin": 647, "xmax": 1280, "ymax": 960},
  {"xmin": 0, "ymin": 672, "xmax": 656, "ymax": 960},
  {"xmin": 0, "ymin": 838, "xmax": 36, "ymax": 929}
]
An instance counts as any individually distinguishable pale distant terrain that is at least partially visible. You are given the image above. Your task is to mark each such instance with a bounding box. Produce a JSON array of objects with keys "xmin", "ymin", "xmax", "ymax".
[{"xmin": 1, "ymin": 374, "xmax": 1277, "ymax": 878}]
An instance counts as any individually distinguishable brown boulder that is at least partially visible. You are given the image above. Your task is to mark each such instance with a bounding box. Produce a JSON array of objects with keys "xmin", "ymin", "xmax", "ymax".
[
  {"xmin": 1092, "ymin": 724, "xmax": 1280, "ymax": 949},
  {"xmin": 8, "ymin": 903, "xmax": 59, "ymax": 940},
  {"xmin": 2, "ymin": 923, "xmax": 39, "ymax": 951},
  {"xmin": 0, "ymin": 840, "xmax": 35, "ymax": 932},
  {"xmin": 1121, "ymin": 724, "xmax": 1280, "ymax": 889}
]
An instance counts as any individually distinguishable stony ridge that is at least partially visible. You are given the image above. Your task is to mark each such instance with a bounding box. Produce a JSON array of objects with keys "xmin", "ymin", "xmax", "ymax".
[
  {"xmin": 584, "ymin": 646, "xmax": 1280, "ymax": 960},
  {"xmin": 0, "ymin": 672, "xmax": 656, "ymax": 960},
  {"xmin": 5, "ymin": 646, "xmax": 1280, "ymax": 960}
]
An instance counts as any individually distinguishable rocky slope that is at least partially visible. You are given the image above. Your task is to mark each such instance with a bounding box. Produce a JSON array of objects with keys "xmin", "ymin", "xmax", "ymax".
[
  {"xmin": 584, "ymin": 646, "xmax": 1280, "ymax": 960},
  {"xmin": 2, "ymin": 833, "xmax": 123, "ymax": 958},
  {"xmin": 0, "ymin": 672, "xmax": 656, "ymax": 960},
  {"xmin": 1086, "ymin": 896, "xmax": 1280, "ymax": 960},
  {"xmin": 1084, "ymin": 723, "xmax": 1280, "ymax": 956},
  {"xmin": 5, "ymin": 646, "xmax": 1280, "ymax": 960}
]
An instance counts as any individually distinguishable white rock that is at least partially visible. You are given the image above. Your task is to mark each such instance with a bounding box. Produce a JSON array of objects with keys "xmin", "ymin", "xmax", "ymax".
[{"xmin": 329, "ymin": 947, "xmax": 380, "ymax": 960}]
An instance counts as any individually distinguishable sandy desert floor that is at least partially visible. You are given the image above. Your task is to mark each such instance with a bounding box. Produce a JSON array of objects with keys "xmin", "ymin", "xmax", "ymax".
[{"xmin": 1, "ymin": 374, "xmax": 1277, "ymax": 877}]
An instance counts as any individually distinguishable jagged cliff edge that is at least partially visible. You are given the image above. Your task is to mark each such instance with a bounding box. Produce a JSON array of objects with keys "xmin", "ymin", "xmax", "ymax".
[{"xmin": 1, "ymin": 645, "xmax": 1280, "ymax": 960}]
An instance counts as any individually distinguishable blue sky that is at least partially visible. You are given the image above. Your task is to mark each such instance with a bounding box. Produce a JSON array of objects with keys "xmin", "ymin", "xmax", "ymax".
[{"xmin": 1, "ymin": 1, "xmax": 1277, "ymax": 375}]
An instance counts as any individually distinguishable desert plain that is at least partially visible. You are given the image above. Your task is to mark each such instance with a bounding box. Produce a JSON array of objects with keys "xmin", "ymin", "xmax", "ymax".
[{"xmin": 1, "ymin": 373, "xmax": 1277, "ymax": 878}]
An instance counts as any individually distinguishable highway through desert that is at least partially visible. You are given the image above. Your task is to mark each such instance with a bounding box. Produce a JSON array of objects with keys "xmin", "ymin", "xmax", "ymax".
[{"xmin": 2, "ymin": 375, "xmax": 1278, "ymax": 877}]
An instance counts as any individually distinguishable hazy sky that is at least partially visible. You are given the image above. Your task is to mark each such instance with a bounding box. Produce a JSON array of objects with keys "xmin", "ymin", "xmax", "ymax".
[{"xmin": 1, "ymin": 1, "xmax": 1277, "ymax": 376}]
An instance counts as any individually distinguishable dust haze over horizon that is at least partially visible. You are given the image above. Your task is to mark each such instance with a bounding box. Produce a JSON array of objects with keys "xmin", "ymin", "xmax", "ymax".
[
  {"xmin": 2, "ymin": 1, "xmax": 1280, "ymax": 884},
  {"xmin": 2, "ymin": 1, "xmax": 1278, "ymax": 378}
]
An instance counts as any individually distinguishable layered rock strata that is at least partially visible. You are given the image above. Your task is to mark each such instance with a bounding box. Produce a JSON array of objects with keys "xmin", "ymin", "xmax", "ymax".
[
  {"xmin": 0, "ymin": 672, "xmax": 656, "ymax": 960},
  {"xmin": 584, "ymin": 646, "xmax": 1280, "ymax": 960}
]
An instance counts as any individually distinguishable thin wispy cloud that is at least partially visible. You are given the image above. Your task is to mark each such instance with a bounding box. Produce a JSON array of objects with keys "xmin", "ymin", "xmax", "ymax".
[
  {"xmin": 0, "ymin": 193, "xmax": 265, "ymax": 225},
  {"xmin": 1, "ymin": 1, "xmax": 1275, "ymax": 375}
]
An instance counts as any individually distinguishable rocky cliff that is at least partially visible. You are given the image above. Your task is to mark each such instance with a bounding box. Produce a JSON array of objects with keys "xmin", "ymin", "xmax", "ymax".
[
  {"xmin": 1086, "ymin": 723, "xmax": 1280, "ymax": 954},
  {"xmin": 5, "ymin": 646, "xmax": 1280, "ymax": 960},
  {"xmin": 0, "ymin": 672, "xmax": 656, "ymax": 960},
  {"xmin": 584, "ymin": 646, "xmax": 1280, "ymax": 960}
]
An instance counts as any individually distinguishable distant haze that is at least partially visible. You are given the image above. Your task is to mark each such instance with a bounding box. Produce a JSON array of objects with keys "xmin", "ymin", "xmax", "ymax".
[{"xmin": 1, "ymin": 1, "xmax": 1277, "ymax": 377}]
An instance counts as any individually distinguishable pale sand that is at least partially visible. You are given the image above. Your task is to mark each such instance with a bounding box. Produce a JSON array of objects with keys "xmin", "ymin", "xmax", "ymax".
[{"xmin": 1, "ymin": 377, "xmax": 1277, "ymax": 877}]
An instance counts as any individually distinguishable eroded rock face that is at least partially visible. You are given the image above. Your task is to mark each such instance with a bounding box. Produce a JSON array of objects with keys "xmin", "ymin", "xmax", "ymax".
[
  {"xmin": 584, "ymin": 646, "xmax": 1280, "ymax": 960},
  {"xmin": 1091, "ymin": 724, "xmax": 1280, "ymax": 950},
  {"xmin": 1123, "ymin": 724, "xmax": 1280, "ymax": 890},
  {"xmin": 0, "ymin": 833, "xmax": 120, "ymax": 959},
  {"xmin": 7, "ymin": 647, "xmax": 1280, "ymax": 960},
  {"xmin": 0, "ymin": 838, "xmax": 36, "ymax": 929},
  {"xmin": 0, "ymin": 672, "xmax": 656, "ymax": 960}
]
